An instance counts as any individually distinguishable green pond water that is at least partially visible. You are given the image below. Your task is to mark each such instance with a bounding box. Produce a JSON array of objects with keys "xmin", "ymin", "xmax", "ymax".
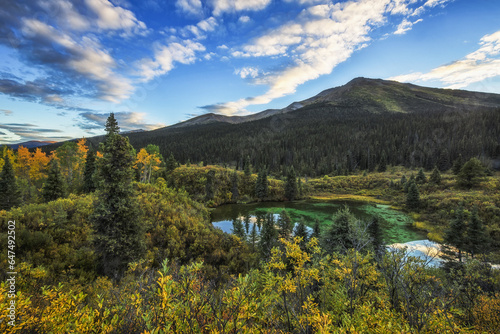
[{"xmin": 211, "ymin": 199, "xmax": 426, "ymax": 245}]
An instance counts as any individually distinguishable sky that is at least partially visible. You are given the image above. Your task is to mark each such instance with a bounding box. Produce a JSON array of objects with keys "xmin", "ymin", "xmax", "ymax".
[{"xmin": 1, "ymin": 0, "xmax": 500, "ymax": 144}]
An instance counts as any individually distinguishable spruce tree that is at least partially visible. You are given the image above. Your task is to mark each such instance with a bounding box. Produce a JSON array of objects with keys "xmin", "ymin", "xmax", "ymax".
[
  {"xmin": 429, "ymin": 166, "xmax": 441, "ymax": 185},
  {"xmin": 82, "ymin": 147, "xmax": 97, "ymax": 193},
  {"xmin": 452, "ymin": 154, "xmax": 464, "ymax": 175},
  {"xmin": 244, "ymin": 155, "xmax": 251, "ymax": 176},
  {"xmin": 231, "ymin": 170, "xmax": 239, "ymax": 202},
  {"xmin": 465, "ymin": 207, "xmax": 489, "ymax": 258},
  {"xmin": 406, "ymin": 180, "xmax": 420, "ymax": 210},
  {"xmin": 322, "ymin": 205, "xmax": 355, "ymax": 253},
  {"xmin": 42, "ymin": 160, "xmax": 65, "ymax": 203},
  {"xmin": 255, "ymin": 168, "xmax": 268, "ymax": 200},
  {"xmin": 165, "ymin": 153, "xmax": 178, "ymax": 173},
  {"xmin": 205, "ymin": 170, "xmax": 215, "ymax": 201},
  {"xmin": 0, "ymin": 155, "xmax": 20, "ymax": 210},
  {"xmin": 443, "ymin": 205, "xmax": 466, "ymax": 262},
  {"xmin": 400, "ymin": 174, "xmax": 407, "ymax": 188},
  {"xmin": 92, "ymin": 113, "xmax": 145, "ymax": 280},
  {"xmin": 416, "ymin": 168, "xmax": 426, "ymax": 184},
  {"xmin": 260, "ymin": 213, "xmax": 278, "ymax": 259},
  {"xmin": 294, "ymin": 219, "xmax": 309, "ymax": 249},
  {"xmin": 378, "ymin": 151, "xmax": 387, "ymax": 172},
  {"xmin": 285, "ymin": 166, "xmax": 297, "ymax": 201},
  {"xmin": 368, "ymin": 216, "xmax": 384, "ymax": 258},
  {"xmin": 232, "ymin": 218, "xmax": 246, "ymax": 240},
  {"xmin": 457, "ymin": 157, "xmax": 485, "ymax": 188},
  {"xmin": 312, "ymin": 219, "xmax": 321, "ymax": 240}
]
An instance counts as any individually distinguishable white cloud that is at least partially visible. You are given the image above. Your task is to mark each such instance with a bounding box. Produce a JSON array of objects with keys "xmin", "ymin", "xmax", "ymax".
[
  {"xmin": 394, "ymin": 18, "xmax": 422, "ymax": 35},
  {"xmin": 211, "ymin": 0, "xmax": 272, "ymax": 16},
  {"xmin": 21, "ymin": 18, "xmax": 134, "ymax": 102},
  {"xmin": 210, "ymin": 0, "xmax": 454, "ymax": 115},
  {"xmin": 1, "ymin": 109, "xmax": 13, "ymax": 116},
  {"xmin": 389, "ymin": 30, "xmax": 500, "ymax": 89},
  {"xmin": 137, "ymin": 39, "xmax": 206, "ymax": 82},
  {"xmin": 79, "ymin": 111, "xmax": 165, "ymax": 131},
  {"xmin": 85, "ymin": 0, "xmax": 147, "ymax": 35},
  {"xmin": 238, "ymin": 15, "xmax": 251, "ymax": 23},
  {"xmin": 235, "ymin": 67, "xmax": 259, "ymax": 79},
  {"xmin": 176, "ymin": 0, "xmax": 204, "ymax": 17}
]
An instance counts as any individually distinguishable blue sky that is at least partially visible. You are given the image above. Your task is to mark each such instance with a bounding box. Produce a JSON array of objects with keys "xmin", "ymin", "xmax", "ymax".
[{"xmin": 1, "ymin": 0, "xmax": 500, "ymax": 144}]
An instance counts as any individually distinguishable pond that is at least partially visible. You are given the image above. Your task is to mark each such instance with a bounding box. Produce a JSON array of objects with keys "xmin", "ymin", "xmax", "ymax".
[{"xmin": 211, "ymin": 199, "xmax": 427, "ymax": 245}]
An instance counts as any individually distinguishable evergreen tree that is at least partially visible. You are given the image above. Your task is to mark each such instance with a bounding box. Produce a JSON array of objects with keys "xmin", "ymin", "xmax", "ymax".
[
  {"xmin": 443, "ymin": 204, "xmax": 467, "ymax": 262},
  {"xmin": 400, "ymin": 174, "xmax": 407, "ymax": 188},
  {"xmin": 312, "ymin": 219, "xmax": 321, "ymax": 240},
  {"xmin": 429, "ymin": 166, "xmax": 441, "ymax": 185},
  {"xmin": 255, "ymin": 168, "xmax": 268, "ymax": 200},
  {"xmin": 277, "ymin": 210, "xmax": 294, "ymax": 240},
  {"xmin": 322, "ymin": 205, "xmax": 355, "ymax": 253},
  {"xmin": 457, "ymin": 157, "xmax": 485, "ymax": 188},
  {"xmin": 368, "ymin": 216, "xmax": 384, "ymax": 258},
  {"xmin": 378, "ymin": 151, "xmax": 387, "ymax": 172},
  {"xmin": 404, "ymin": 174, "xmax": 415, "ymax": 193},
  {"xmin": 244, "ymin": 155, "xmax": 251, "ymax": 176},
  {"xmin": 259, "ymin": 213, "xmax": 278, "ymax": 259},
  {"xmin": 205, "ymin": 170, "xmax": 215, "ymax": 201},
  {"xmin": 284, "ymin": 166, "xmax": 297, "ymax": 201},
  {"xmin": 82, "ymin": 147, "xmax": 97, "ymax": 193},
  {"xmin": 165, "ymin": 153, "xmax": 178, "ymax": 173},
  {"xmin": 92, "ymin": 114, "xmax": 145, "ymax": 280},
  {"xmin": 0, "ymin": 155, "xmax": 20, "ymax": 210},
  {"xmin": 452, "ymin": 154, "xmax": 464, "ymax": 175},
  {"xmin": 42, "ymin": 160, "xmax": 65, "ymax": 203},
  {"xmin": 406, "ymin": 180, "xmax": 420, "ymax": 210},
  {"xmin": 249, "ymin": 223, "xmax": 258, "ymax": 251},
  {"xmin": 232, "ymin": 218, "xmax": 246, "ymax": 240},
  {"xmin": 231, "ymin": 170, "xmax": 239, "ymax": 202},
  {"xmin": 416, "ymin": 168, "xmax": 426, "ymax": 184},
  {"xmin": 465, "ymin": 207, "xmax": 489, "ymax": 258},
  {"xmin": 297, "ymin": 177, "xmax": 303, "ymax": 198},
  {"xmin": 293, "ymin": 219, "xmax": 309, "ymax": 249}
]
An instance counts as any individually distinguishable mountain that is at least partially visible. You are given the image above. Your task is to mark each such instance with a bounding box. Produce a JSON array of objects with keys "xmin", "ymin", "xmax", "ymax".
[
  {"xmin": 172, "ymin": 77, "xmax": 500, "ymax": 128},
  {"xmin": 9, "ymin": 140, "xmax": 57, "ymax": 150},
  {"xmin": 43, "ymin": 77, "xmax": 500, "ymax": 174}
]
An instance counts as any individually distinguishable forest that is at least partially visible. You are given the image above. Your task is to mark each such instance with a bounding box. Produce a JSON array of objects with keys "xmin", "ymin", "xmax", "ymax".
[{"xmin": 1, "ymin": 113, "xmax": 500, "ymax": 333}]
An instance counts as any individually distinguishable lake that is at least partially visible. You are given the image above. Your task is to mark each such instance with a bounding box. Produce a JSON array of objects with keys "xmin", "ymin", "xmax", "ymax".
[{"xmin": 211, "ymin": 199, "xmax": 427, "ymax": 245}]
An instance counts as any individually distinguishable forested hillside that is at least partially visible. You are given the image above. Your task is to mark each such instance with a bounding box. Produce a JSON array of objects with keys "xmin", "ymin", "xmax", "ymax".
[{"xmin": 45, "ymin": 78, "xmax": 500, "ymax": 176}]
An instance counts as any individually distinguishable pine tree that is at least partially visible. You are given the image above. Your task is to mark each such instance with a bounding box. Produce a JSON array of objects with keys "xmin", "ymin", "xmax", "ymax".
[
  {"xmin": 255, "ymin": 168, "xmax": 268, "ymax": 200},
  {"xmin": 443, "ymin": 204, "xmax": 467, "ymax": 262},
  {"xmin": 312, "ymin": 219, "xmax": 321, "ymax": 240},
  {"xmin": 231, "ymin": 170, "xmax": 239, "ymax": 202},
  {"xmin": 42, "ymin": 160, "xmax": 65, "ymax": 203},
  {"xmin": 452, "ymin": 154, "xmax": 464, "ymax": 175},
  {"xmin": 82, "ymin": 147, "xmax": 96, "ymax": 193},
  {"xmin": 457, "ymin": 157, "xmax": 485, "ymax": 188},
  {"xmin": 293, "ymin": 219, "xmax": 309, "ymax": 249},
  {"xmin": 404, "ymin": 174, "xmax": 415, "ymax": 193},
  {"xmin": 249, "ymin": 223, "xmax": 258, "ymax": 251},
  {"xmin": 400, "ymin": 174, "xmax": 407, "ymax": 188},
  {"xmin": 259, "ymin": 213, "xmax": 278, "ymax": 259},
  {"xmin": 406, "ymin": 180, "xmax": 420, "ymax": 210},
  {"xmin": 429, "ymin": 166, "xmax": 441, "ymax": 185},
  {"xmin": 277, "ymin": 210, "xmax": 294, "ymax": 240},
  {"xmin": 244, "ymin": 155, "xmax": 251, "ymax": 176},
  {"xmin": 416, "ymin": 168, "xmax": 426, "ymax": 184},
  {"xmin": 205, "ymin": 170, "xmax": 215, "ymax": 201},
  {"xmin": 465, "ymin": 207, "xmax": 489, "ymax": 258},
  {"xmin": 322, "ymin": 205, "xmax": 355, "ymax": 253},
  {"xmin": 368, "ymin": 216, "xmax": 384, "ymax": 258},
  {"xmin": 378, "ymin": 151, "xmax": 387, "ymax": 172},
  {"xmin": 285, "ymin": 166, "xmax": 297, "ymax": 201},
  {"xmin": 0, "ymin": 155, "xmax": 20, "ymax": 210},
  {"xmin": 92, "ymin": 114, "xmax": 145, "ymax": 280},
  {"xmin": 232, "ymin": 218, "xmax": 246, "ymax": 240},
  {"xmin": 165, "ymin": 153, "xmax": 177, "ymax": 173}
]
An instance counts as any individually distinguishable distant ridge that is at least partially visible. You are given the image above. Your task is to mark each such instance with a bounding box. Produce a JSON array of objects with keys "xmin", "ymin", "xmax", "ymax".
[
  {"xmin": 170, "ymin": 77, "xmax": 500, "ymax": 128},
  {"xmin": 8, "ymin": 140, "xmax": 57, "ymax": 150}
]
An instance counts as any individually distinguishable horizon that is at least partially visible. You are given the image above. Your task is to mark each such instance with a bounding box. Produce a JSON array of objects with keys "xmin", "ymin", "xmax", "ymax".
[{"xmin": 1, "ymin": 0, "xmax": 500, "ymax": 144}]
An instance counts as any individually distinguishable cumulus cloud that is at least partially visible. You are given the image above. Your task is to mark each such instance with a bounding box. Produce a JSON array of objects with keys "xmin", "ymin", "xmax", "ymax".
[
  {"xmin": 78, "ymin": 111, "xmax": 165, "ymax": 131},
  {"xmin": 176, "ymin": 0, "xmax": 204, "ymax": 17},
  {"xmin": 137, "ymin": 39, "xmax": 206, "ymax": 82},
  {"xmin": 389, "ymin": 30, "xmax": 500, "ymax": 89},
  {"xmin": 235, "ymin": 67, "xmax": 260, "ymax": 79},
  {"xmin": 211, "ymin": 0, "xmax": 272, "ymax": 16},
  {"xmin": 205, "ymin": 0, "xmax": 453, "ymax": 115}
]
